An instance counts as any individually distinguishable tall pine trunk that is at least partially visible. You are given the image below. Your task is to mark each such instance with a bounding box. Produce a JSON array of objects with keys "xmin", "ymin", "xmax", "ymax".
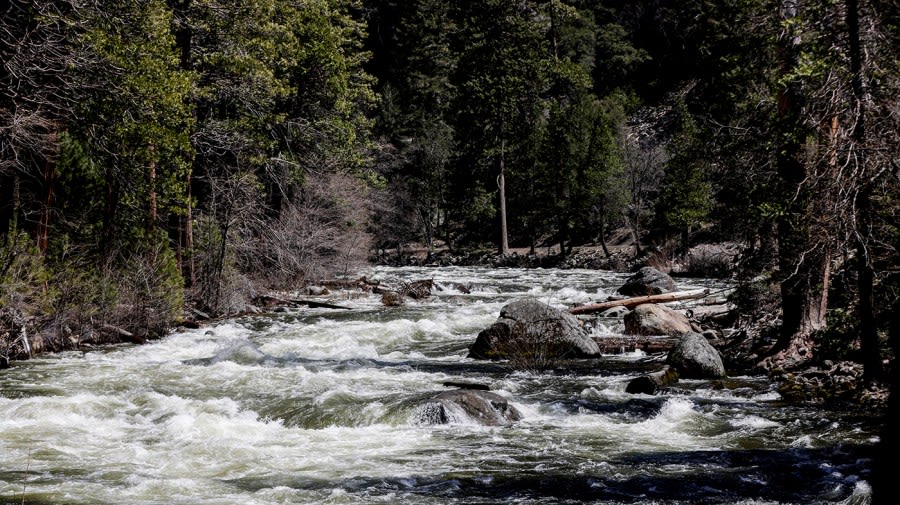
[
  {"xmin": 498, "ymin": 135, "xmax": 509, "ymax": 255},
  {"xmin": 847, "ymin": 0, "xmax": 882, "ymax": 379},
  {"xmin": 767, "ymin": 0, "xmax": 830, "ymax": 368}
]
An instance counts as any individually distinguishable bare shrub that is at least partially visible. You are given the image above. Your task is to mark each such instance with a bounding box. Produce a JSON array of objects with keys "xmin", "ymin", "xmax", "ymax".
[
  {"xmin": 239, "ymin": 172, "xmax": 373, "ymax": 288},
  {"xmin": 105, "ymin": 240, "xmax": 184, "ymax": 339},
  {"xmin": 645, "ymin": 245, "xmax": 676, "ymax": 272},
  {"xmin": 192, "ymin": 170, "xmax": 264, "ymax": 315},
  {"xmin": 193, "ymin": 215, "xmax": 257, "ymax": 315}
]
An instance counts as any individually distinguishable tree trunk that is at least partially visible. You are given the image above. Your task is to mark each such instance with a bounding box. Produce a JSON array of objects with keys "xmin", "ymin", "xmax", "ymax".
[
  {"xmin": 169, "ymin": 0, "xmax": 194, "ymax": 286},
  {"xmin": 766, "ymin": 0, "xmax": 830, "ymax": 368},
  {"xmin": 567, "ymin": 288, "xmax": 710, "ymax": 314},
  {"xmin": 498, "ymin": 136, "xmax": 509, "ymax": 255},
  {"xmin": 846, "ymin": 0, "xmax": 882, "ymax": 379},
  {"xmin": 148, "ymin": 144, "xmax": 158, "ymax": 229},
  {"xmin": 36, "ymin": 146, "xmax": 58, "ymax": 255},
  {"xmin": 179, "ymin": 171, "xmax": 195, "ymax": 286},
  {"xmin": 599, "ymin": 220, "xmax": 610, "ymax": 258},
  {"xmin": 872, "ymin": 292, "xmax": 899, "ymax": 504}
]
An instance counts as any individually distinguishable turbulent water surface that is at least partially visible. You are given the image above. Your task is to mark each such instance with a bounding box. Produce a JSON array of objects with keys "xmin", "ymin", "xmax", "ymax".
[{"xmin": 1, "ymin": 266, "xmax": 880, "ymax": 504}]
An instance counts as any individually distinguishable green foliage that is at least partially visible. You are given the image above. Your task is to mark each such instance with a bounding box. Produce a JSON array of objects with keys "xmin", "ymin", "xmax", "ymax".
[
  {"xmin": 0, "ymin": 231, "xmax": 51, "ymax": 313},
  {"xmin": 76, "ymin": 0, "xmax": 193, "ymax": 250},
  {"xmin": 654, "ymin": 101, "xmax": 711, "ymax": 245}
]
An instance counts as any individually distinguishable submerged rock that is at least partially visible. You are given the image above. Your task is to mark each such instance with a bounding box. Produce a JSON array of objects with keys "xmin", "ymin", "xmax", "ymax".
[
  {"xmin": 467, "ymin": 298, "xmax": 600, "ymax": 360},
  {"xmin": 414, "ymin": 390, "xmax": 522, "ymax": 426},
  {"xmin": 185, "ymin": 341, "xmax": 276, "ymax": 366},
  {"xmin": 617, "ymin": 266, "xmax": 676, "ymax": 296},
  {"xmin": 666, "ymin": 332, "xmax": 726, "ymax": 379}
]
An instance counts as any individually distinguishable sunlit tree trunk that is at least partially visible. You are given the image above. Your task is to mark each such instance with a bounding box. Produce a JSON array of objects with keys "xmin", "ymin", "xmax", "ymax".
[{"xmin": 498, "ymin": 135, "xmax": 509, "ymax": 255}]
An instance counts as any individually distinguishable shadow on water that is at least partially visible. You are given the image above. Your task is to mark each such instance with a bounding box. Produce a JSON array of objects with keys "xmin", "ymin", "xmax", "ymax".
[{"xmin": 220, "ymin": 445, "xmax": 875, "ymax": 505}]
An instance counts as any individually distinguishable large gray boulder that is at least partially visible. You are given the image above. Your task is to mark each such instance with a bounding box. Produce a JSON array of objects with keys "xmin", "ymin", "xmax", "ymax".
[
  {"xmin": 414, "ymin": 390, "xmax": 522, "ymax": 426},
  {"xmin": 617, "ymin": 266, "xmax": 676, "ymax": 296},
  {"xmin": 624, "ymin": 303, "xmax": 694, "ymax": 336},
  {"xmin": 666, "ymin": 332, "xmax": 727, "ymax": 379},
  {"xmin": 468, "ymin": 298, "xmax": 600, "ymax": 360}
]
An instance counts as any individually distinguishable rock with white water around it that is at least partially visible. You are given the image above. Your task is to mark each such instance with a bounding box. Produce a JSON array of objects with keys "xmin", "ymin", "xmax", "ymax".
[
  {"xmin": 414, "ymin": 390, "xmax": 522, "ymax": 426},
  {"xmin": 617, "ymin": 266, "xmax": 676, "ymax": 296},
  {"xmin": 467, "ymin": 298, "xmax": 600, "ymax": 360},
  {"xmin": 666, "ymin": 331, "xmax": 726, "ymax": 379}
]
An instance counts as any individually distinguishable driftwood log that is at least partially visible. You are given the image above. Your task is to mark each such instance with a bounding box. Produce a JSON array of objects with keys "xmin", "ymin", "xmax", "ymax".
[
  {"xmin": 625, "ymin": 365, "xmax": 680, "ymax": 394},
  {"xmin": 567, "ymin": 289, "xmax": 710, "ymax": 315},
  {"xmin": 255, "ymin": 294, "xmax": 351, "ymax": 310},
  {"xmin": 592, "ymin": 336, "xmax": 679, "ymax": 354}
]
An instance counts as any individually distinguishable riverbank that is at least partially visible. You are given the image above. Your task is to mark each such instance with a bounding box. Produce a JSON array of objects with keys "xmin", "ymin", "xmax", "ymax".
[{"xmin": 2, "ymin": 245, "xmax": 891, "ymax": 413}]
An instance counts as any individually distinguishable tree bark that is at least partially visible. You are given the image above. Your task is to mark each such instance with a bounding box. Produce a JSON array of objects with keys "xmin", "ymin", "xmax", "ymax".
[{"xmin": 498, "ymin": 136, "xmax": 509, "ymax": 255}]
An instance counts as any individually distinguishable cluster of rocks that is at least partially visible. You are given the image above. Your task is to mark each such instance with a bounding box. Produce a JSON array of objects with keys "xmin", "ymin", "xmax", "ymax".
[
  {"xmin": 467, "ymin": 267, "xmax": 728, "ymax": 394},
  {"xmin": 414, "ymin": 266, "xmax": 734, "ymax": 426},
  {"xmin": 775, "ymin": 361, "xmax": 889, "ymax": 408}
]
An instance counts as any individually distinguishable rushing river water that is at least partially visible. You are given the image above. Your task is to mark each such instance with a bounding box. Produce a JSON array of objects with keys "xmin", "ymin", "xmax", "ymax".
[{"xmin": 0, "ymin": 266, "xmax": 881, "ymax": 505}]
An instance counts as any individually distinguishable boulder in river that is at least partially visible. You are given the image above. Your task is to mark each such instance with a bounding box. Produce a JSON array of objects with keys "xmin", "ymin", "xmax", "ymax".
[
  {"xmin": 617, "ymin": 266, "xmax": 676, "ymax": 296},
  {"xmin": 624, "ymin": 303, "xmax": 695, "ymax": 336},
  {"xmin": 414, "ymin": 390, "xmax": 522, "ymax": 426},
  {"xmin": 467, "ymin": 298, "xmax": 600, "ymax": 360},
  {"xmin": 666, "ymin": 331, "xmax": 726, "ymax": 379}
]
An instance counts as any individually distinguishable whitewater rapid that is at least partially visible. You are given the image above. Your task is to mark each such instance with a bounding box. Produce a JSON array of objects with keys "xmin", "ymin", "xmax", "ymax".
[{"xmin": 0, "ymin": 266, "xmax": 878, "ymax": 504}]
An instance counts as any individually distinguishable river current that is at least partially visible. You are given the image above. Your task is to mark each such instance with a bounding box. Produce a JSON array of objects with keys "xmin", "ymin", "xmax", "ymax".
[{"xmin": 0, "ymin": 266, "xmax": 880, "ymax": 504}]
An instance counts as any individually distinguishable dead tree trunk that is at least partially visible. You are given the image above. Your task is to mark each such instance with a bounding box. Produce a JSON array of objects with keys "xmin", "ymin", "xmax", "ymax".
[{"xmin": 567, "ymin": 289, "xmax": 710, "ymax": 315}]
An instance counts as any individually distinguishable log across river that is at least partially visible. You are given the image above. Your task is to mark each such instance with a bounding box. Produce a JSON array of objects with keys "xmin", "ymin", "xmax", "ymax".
[{"xmin": 0, "ymin": 266, "xmax": 880, "ymax": 504}]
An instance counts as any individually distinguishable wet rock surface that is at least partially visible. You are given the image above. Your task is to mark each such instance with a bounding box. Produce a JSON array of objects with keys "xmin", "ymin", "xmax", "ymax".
[
  {"xmin": 468, "ymin": 298, "xmax": 600, "ymax": 360},
  {"xmin": 415, "ymin": 390, "xmax": 522, "ymax": 426},
  {"xmin": 624, "ymin": 303, "xmax": 695, "ymax": 336},
  {"xmin": 667, "ymin": 331, "xmax": 727, "ymax": 379}
]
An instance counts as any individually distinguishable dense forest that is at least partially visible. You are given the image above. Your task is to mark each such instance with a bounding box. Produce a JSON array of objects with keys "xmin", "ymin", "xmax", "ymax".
[{"xmin": 1, "ymin": 0, "xmax": 898, "ymax": 383}]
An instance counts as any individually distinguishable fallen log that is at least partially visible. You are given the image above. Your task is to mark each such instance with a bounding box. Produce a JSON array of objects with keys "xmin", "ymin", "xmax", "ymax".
[
  {"xmin": 317, "ymin": 277, "xmax": 381, "ymax": 291},
  {"xmin": 626, "ymin": 365, "xmax": 680, "ymax": 395},
  {"xmin": 255, "ymin": 294, "xmax": 351, "ymax": 310},
  {"xmin": 567, "ymin": 289, "xmax": 710, "ymax": 315},
  {"xmin": 592, "ymin": 336, "xmax": 679, "ymax": 354},
  {"xmin": 442, "ymin": 381, "xmax": 491, "ymax": 391}
]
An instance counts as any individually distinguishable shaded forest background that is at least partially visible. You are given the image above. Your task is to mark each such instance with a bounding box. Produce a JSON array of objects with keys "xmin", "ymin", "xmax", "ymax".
[{"xmin": 1, "ymin": 0, "xmax": 899, "ymax": 381}]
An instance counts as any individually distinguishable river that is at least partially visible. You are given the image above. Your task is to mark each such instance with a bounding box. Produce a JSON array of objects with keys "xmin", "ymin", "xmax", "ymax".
[{"xmin": 0, "ymin": 266, "xmax": 880, "ymax": 504}]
